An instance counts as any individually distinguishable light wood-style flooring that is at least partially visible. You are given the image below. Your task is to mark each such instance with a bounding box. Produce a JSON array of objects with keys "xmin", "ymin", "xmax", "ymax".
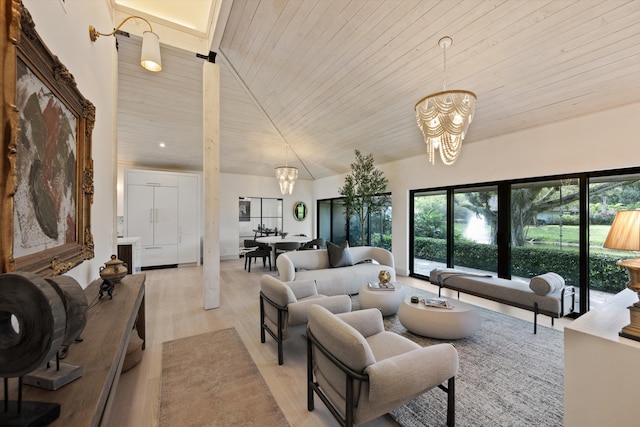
[{"xmin": 108, "ymin": 258, "xmax": 572, "ymax": 427}]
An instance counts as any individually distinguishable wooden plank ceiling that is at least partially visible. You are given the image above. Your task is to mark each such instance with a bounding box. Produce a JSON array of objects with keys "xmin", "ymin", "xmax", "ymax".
[{"xmin": 116, "ymin": 0, "xmax": 640, "ymax": 180}]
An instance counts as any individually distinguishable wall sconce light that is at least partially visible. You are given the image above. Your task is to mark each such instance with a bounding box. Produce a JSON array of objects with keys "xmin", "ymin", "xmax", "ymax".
[{"xmin": 89, "ymin": 16, "xmax": 162, "ymax": 72}]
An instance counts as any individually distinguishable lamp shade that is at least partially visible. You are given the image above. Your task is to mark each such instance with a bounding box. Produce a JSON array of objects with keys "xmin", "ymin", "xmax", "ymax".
[
  {"xmin": 141, "ymin": 31, "xmax": 162, "ymax": 72},
  {"xmin": 603, "ymin": 210, "xmax": 640, "ymax": 251}
]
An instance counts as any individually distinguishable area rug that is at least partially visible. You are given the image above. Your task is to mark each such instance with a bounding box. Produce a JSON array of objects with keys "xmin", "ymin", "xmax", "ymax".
[
  {"xmin": 356, "ymin": 288, "xmax": 564, "ymax": 427},
  {"xmin": 160, "ymin": 328, "xmax": 289, "ymax": 426}
]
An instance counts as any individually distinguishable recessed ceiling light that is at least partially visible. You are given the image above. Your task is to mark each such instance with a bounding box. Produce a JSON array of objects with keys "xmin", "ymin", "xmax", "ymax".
[{"xmin": 159, "ymin": 142, "xmax": 166, "ymax": 148}]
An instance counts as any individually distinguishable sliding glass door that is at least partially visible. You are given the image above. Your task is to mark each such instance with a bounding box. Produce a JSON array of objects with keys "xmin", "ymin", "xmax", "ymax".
[{"xmin": 410, "ymin": 167, "xmax": 640, "ymax": 316}]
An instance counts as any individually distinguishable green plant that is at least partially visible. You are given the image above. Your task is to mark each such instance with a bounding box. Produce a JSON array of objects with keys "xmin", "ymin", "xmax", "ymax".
[{"xmin": 339, "ymin": 150, "xmax": 389, "ymax": 246}]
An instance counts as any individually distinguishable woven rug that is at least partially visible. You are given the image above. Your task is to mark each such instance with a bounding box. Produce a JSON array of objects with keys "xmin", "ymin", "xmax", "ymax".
[
  {"xmin": 160, "ymin": 328, "xmax": 289, "ymax": 426},
  {"xmin": 356, "ymin": 288, "xmax": 564, "ymax": 427}
]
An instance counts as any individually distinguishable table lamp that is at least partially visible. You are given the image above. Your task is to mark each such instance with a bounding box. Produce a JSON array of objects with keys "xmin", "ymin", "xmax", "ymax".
[{"xmin": 603, "ymin": 210, "xmax": 640, "ymax": 341}]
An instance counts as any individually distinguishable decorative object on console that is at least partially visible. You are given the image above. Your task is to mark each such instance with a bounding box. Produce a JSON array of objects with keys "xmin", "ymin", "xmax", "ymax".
[
  {"xmin": 0, "ymin": 272, "xmax": 67, "ymax": 425},
  {"xmin": 99, "ymin": 255, "xmax": 128, "ymax": 284},
  {"xmin": 98, "ymin": 255, "xmax": 128, "ymax": 299},
  {"xmin": 275, "ymin": 143, "xmax": 298, "ymax": 195},
  {"xmin": 89, "ymin": 16, "xmax": 162, "ymax": 72},
  {"xmin": 603, "ymin": 210, "xmax": 640, "ymax": 341},
  {"xmin": 24, "ymin": 275, "xmax": 88, "ymax": 390},
  {"xmin": 415, "ymin": 36, "xmax": 476, "ymax": 165}
]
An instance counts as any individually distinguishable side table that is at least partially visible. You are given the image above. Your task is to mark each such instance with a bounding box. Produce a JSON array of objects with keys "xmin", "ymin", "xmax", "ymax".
[{"xmin": 359, "ymin": 283, "xmax": 406, "ymax": 316}]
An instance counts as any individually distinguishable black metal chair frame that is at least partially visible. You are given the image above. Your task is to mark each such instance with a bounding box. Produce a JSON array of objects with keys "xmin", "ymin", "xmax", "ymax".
[
  {"xmin": 306, "ymin": 328, "xmax": 456, "ymax": 427},
  {"xmin": 259, "ymin": 291, "xmax": 288, "ymax": 365}
]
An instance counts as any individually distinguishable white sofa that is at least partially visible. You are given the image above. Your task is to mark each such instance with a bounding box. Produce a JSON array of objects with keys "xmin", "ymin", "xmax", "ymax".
[{"xmin": 276, "ymin": 246, "xmax": 396, "ymax": 296}]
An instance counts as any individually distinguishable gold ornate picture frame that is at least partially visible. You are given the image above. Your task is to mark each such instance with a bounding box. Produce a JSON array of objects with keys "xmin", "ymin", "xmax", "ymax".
[{"xmin": 1, "ymin": 1, "xmax": 94, "ymax": 276}]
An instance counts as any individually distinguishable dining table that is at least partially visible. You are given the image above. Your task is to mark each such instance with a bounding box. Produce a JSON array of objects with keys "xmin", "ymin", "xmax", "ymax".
[{"xmin": 255, "ymin": 235, "xmax": 312, "ymax": 267}]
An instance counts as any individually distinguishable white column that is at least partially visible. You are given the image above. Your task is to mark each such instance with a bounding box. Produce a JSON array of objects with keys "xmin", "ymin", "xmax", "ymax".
[{"xmin": 203, "ymin": 61, "xmax": 220, "ymax": 309}]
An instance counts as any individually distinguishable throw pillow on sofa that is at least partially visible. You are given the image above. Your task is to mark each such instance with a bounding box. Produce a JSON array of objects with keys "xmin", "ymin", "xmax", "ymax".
[{"xmin": 327, "ymin": 240, "xmax": 354, "ymax": 268}]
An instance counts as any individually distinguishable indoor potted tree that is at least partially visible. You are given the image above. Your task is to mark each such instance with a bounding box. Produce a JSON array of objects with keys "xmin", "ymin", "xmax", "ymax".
[{"xmin": 339, "ymin": 150, "xmax": 390, "ymax": 246}]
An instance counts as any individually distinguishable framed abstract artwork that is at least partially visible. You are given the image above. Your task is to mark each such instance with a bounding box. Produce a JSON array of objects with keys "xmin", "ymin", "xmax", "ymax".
[{"xmin": 1, "ymin": 2, "xmax": 94, "ymax": 276}]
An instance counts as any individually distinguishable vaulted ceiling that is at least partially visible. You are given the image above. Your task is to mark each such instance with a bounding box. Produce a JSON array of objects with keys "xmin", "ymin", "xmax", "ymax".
[{"xmin": 114, "ymin": 0, "xmax": 640, "ymax": 181}]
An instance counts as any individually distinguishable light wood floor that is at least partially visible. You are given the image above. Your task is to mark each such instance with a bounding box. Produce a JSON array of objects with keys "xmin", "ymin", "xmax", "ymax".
[{"xmin": 108, "ymin": 259, "xmax": 573, "ymax": 427}]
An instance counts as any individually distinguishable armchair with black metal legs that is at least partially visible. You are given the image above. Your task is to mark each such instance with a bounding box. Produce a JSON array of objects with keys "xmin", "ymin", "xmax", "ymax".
[
  {"xmin": 307, "ymin": 305, "xmax": 459, "ymax": 427},
  {"xmin": 259, "ymin": 275, "xmax": 351, "ymax": 365}
]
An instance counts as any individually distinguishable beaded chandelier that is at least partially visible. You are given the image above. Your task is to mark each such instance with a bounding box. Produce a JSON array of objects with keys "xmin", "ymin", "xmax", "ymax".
[
  {"xmin": 275, "ymin": 144, "xmax": 298, "ymax": 195},
  {"xmin": 415, "ymin": 36, "xmax": 476, "ymax": 165}
]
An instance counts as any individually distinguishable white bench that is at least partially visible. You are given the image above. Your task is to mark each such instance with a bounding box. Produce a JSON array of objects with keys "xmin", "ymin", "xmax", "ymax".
[{"xmin": 429, "ymin": 268, "xmax": 575, "ymax": 333}]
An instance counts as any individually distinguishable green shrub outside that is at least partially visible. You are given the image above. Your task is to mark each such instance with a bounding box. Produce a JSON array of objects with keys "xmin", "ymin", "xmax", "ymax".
[
  {"xmin": 413, "ymin": 236, "xmax": 628, "ymax": 293},
  {"xmin": 371, "ymin": 233, "xmax": 392, "ymax": 251}
]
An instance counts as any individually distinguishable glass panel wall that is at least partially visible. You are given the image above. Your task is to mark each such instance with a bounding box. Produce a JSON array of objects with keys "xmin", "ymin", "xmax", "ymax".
[
  {"xmin": 453, "ymin": 186, "xmax": 498, "ymax": 274},
  {"xmin": 510, "ymin": 179, "xmax": 580, "ymax": 286},
  {"xmin": 370, "ymin": 204, "xmax": 392, "ymax": 250},
  {"xmin": 318, "ymin": 200, "xmax": 332, "ymax": 244},
  {"xmin": 409, "ymin": 167, "xmax": 640, "ymax": 315},
  {"xmin": 412, "ymin": 190, "xmax": 447, "ymax": 275},
  {"xmin": 332, "ymin": 199, "xmax": 348, "ymax": 244},
  {"xmin": 317, "ymin": 195, "xmax": 391, "ymax": 248},
  {"xmin": 588, "ymin": 174, "xmax": 640, "ymax": 308}
]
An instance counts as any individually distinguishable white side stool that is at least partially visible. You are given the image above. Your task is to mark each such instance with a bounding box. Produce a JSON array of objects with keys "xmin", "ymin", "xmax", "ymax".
[{"xmin": 359, "ymin": 283, "xmax": 406, "ymax": 316}]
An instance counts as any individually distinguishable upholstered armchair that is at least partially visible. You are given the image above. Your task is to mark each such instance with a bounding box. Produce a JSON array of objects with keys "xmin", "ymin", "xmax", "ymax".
[
  {"xmin": 260, "ymin": 275, "xmax": 351, "ymax": 365},
  {"xmin": 307, "ymin": 305, "xmax": 459, "ymax": 427}
]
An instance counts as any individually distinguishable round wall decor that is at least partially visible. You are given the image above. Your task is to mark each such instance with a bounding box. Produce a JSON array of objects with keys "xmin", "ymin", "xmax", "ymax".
[{"xmin": 293, "ymin": 201, "xmax": 307, "ymax": 221}]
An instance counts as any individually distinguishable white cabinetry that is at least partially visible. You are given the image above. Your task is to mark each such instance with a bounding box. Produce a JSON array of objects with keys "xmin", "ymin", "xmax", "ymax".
[{"xmin": 125, "ymin": 170, "xmax": 200, "ymax": 268}]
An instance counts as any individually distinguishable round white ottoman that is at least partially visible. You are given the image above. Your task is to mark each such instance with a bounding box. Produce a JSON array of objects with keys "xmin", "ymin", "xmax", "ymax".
[
  {"xmin": 359, "ymin": 283, "xmax": 406, "ymax": 316},
  {"xmin": 397, "ymin": 297, "xmax": 481, "ymax": 339}
]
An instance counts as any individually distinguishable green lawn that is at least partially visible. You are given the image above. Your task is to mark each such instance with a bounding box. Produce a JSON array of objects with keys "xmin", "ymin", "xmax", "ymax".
[
  {"xmin": 524, "ymin": 224, "xmax": 610, "ymax": 246},
  {"xmin": 454, "ymin": 222, "xmax": 628, "ymax": 254}
]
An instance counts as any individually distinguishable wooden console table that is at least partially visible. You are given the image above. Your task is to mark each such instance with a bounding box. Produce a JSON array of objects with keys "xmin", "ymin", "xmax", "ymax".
[{"xmin": 8, "ymin": 273, "xmax": 146, "ymax": 426}]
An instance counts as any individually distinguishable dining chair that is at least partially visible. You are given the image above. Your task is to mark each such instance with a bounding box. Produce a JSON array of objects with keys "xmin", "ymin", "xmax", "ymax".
[
  {"xmin": 299, "ymin": 238, "xmax": 326, "ymax": 250},
  {"xmin": 244, "ymin": 240, "xmax": 272, "ymax": 272},
  {"xmin": 274, "ymin": 241, "xmax": 301, "ymax": 261}
]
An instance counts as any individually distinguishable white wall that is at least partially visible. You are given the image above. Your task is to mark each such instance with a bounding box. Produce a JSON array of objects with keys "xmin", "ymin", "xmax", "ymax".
[
  {"xmin": 314, "ymin": 101, "xmax": 640, "ymax": 276},
  {"xmin": 220, "ymin": 173, "xmax": 314, "ymax": 259},
  {"xmin": 24, "ymin": 0, "xmax": 117, "ymax": 287}
]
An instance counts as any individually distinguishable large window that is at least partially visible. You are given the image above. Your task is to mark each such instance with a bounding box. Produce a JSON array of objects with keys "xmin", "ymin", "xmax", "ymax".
[
  {"xmin": 453, "ymin": 186, "xmax": 498, "ymax": 273},
  {"xmin": 411, "ymin": 191, "xmax": 447, "ymax": 274},
  {"xmin": 588, "ymin": 174, "xmax": 640, "ymax": 307},
  {"xmin": 410, "ymin": 167, "xmax": 640, "ymax": 314},
  {"xmin": 318, "ymin": 195, "xmax": 392, "ymax": 249},
  {"xmin": 511, "ymin": 179, "xmax": 580, "ymax": 283}
]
